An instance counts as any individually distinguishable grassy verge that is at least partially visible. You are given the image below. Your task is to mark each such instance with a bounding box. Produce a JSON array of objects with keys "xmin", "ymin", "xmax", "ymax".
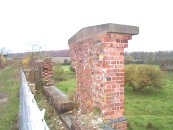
[
  {"xmin": 34, "ymin": 88, "xmax": 67, "ymax": 130},
  {"xmin": 0, "ymin": 66, "xmax": 19, "ymax": 130}
]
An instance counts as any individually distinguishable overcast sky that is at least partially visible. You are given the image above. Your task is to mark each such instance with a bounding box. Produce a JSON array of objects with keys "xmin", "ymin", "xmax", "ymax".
[{"xmin": 0, "ymin": 0, "xmax": 173, "ymax": 53}]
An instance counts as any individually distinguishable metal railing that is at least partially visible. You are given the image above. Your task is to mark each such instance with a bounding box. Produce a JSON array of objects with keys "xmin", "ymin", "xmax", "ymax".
[{"xmin": 19, "ymin": 69, "xmax": 49, "ymax": 130}]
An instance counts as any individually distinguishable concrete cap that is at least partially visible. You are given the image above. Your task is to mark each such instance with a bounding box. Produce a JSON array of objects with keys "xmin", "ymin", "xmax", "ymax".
[{"xmin": 69, "ymin": 23, "xmax": 139, "ymax": 43}]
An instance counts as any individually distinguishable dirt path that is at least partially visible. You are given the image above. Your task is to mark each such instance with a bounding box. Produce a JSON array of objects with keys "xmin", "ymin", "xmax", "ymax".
[{"xmin": 0, "ymin": 93, "xmax": 8, "ymax": 104}]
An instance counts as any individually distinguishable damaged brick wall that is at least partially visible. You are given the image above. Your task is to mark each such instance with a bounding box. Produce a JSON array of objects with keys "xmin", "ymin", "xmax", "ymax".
[
  {"xmin": 41, "ymin": 58, "xmax": 54, "ymax": 86},
  {"xmin": 29, "ymin": 58, "xmax": 54, "ymax": 86},
  {"xmin": 69, "ymin": 23, "xmax": 139, "ymax": 130}
]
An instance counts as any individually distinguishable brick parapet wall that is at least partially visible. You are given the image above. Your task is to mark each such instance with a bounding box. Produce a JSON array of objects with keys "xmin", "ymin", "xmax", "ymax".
[
  {"xmin": 69, "ymin": 33, "xmax": 131, "ymax": 119},
  {"xmin": 69, "ymin": 23, "xmax": 139, "ymax": 130}
]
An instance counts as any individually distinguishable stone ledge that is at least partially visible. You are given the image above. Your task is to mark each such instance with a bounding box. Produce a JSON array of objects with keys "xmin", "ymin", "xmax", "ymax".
[
  {"xmin": 108, "ymin": 116, "xmax": 127, "ymax": 125},
  {"xmin": 69, "ymin": 23, "xmax": 139, "ymax": 43},
  {"xmin": 43, "ymin": 86, "xmax": 75, "ymax": 113},
  {"xmin": 71, "ymin": 118, "xmax": 114, "ymax": 130}
]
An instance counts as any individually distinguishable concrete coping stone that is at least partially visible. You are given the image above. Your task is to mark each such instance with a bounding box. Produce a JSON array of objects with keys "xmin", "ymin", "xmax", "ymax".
[
  {"xmin": 69, "ymin": 23, "xmax": 139, "ymax": 43},
  {"xmin": 52, "ymin": 86, "xmax": 67, "ymax": 97}
]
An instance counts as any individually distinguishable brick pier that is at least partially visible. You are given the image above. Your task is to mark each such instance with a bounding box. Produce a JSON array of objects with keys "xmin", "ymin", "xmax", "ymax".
[{"xmin": 69, "ymin": 23, "xmax": 139, "ymax": 129}]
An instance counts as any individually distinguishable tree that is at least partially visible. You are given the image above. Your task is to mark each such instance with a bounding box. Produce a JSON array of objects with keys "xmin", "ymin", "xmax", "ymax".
[
  {"xmin": 125, "ymin": 65, "xmax": 164, "ymax": 91},
  {"xmin": 125, "ymin": 53, "xmax": 134, "ymax": 64},
  {"xmin": 21, "ymin": 43, "xmax": 47, "ymax": 68},
  {"xmin": 0, "ymin": 47, "xmax": 8, "ymax": 68}
]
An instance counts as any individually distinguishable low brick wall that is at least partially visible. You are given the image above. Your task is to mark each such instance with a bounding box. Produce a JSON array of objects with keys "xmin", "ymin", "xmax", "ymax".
[
  {"xmin": 28, "ymin": 58, "xmax": 54, "ymax": 86},
  {"xmin": 41, "ymin": 58, "xmax": 54, "ymax": 86}
]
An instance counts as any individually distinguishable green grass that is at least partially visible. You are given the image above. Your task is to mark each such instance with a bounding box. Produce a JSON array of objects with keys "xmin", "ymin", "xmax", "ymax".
[
  {"xmin": 61, "ymin": 65, "xmax": 71, "ymax": 72},
  {"xmin": 53, "ymin": 64, "xmax": 173, "ymax": 129},
  {"xmin": 54, "ymin": 65, "xmax": 76, "ymax": 95},
  {"xmin": 0, "ymin": 66, "xmax": 19, "ymax": 130},
  {"xmin": 56, "ymin": 79, "xmax": 76, "ymax": 94},
  {"xmin": 125, "ymin": 78, "xmax": 173, "ymax": 130}
]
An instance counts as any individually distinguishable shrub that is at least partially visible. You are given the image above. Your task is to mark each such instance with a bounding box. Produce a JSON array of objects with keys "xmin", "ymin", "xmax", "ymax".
[
  {"xmin": 92, "ymin": 106, "xmax": 101, "ymax": 115},
  {"xmin": 69, "ymin": 66, "xmax": 75, "ymax": 72},
  {"xmin": 63, "ymin": 59, "xmax": 71, "ymax": 65},
  {"xmin": 125, "ymin": 65, "xmax": 164, "ymax": 91}
]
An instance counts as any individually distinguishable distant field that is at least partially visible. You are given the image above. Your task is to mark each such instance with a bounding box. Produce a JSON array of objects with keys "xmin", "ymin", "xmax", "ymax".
[
  {"xmin": 52, "ymin": 57, "xmax": 70, "ymax": 64},
  {"xmin": 54, "ymin": 65, "xmax": 76, "ymax": 95},
  {"xmin": 54, "ymin": 64, "xmax": 173, "ymax": 130},
  {"xmin": 0, "ymin": 66, "xmax": 19, "ymax": 130}
]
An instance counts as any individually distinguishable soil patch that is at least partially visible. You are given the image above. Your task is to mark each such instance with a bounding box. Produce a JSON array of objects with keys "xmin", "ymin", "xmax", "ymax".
[{"xmin": 0, "ymin": 92, "xmax": 8, "ymax": 104}]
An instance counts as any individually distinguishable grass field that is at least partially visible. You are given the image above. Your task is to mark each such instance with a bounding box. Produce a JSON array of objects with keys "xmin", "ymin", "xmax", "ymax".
[
  {"xmin": 125, "ymin": 77, "xmax": 173, "ymax": 130},
  {"xmin": 0, "ymin": 66, "xmax": 19, "ymax": 130},
  {"xmin": 54, "ymin": 65, "xmax": 76, "ymax": 95},
  {"xmin": 54, "ymin": 65, "xmax": 173, "ymax": 130}
]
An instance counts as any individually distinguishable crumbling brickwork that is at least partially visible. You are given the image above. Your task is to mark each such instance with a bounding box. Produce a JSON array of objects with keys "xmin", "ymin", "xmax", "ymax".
[
  {"xmin": 28, "ymin": 58, "xmax": 54, "ymax": 86},
  {"xmin": 69, "ymin": 23, "xmax": 139, "ymax": 129},
  {"xmin": 41, "ymin": 58, "xmax": 54, "ymax": 86},
  {"xmin": 69, "ymin": 33, "xmax": 131, "ymax": 118}
]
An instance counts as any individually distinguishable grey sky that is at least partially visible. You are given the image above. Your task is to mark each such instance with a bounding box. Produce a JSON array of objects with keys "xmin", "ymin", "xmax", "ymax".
[{"xmin": 0, "ymin": 0, "xmax": 173, "ymax": 53}]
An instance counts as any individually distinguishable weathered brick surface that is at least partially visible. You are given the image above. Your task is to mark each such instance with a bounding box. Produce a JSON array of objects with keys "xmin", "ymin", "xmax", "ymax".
[
  {"xmin": 41, "ymin": 58, "xmax": 54, "ymax": 86},
  {"xmin": 29, "ymin": 59, "xmax": 43, "ymax": 83},
  {"xmin": 28, "ymin": 58, "xmax": 54, "ymax": 86},
  {"xmin": 43, "ymin": 86, "xmax": 75, "ymax": 113},
  {"xmin": 69, "ymin": 23, "xmax": 139, "ymax": 130},
  {"xmin": 69, "ymin": 33, "xmax": 131, "ymax": 118}
]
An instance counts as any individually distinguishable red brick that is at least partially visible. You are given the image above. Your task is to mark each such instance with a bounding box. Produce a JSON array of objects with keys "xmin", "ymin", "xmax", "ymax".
[
  {"xmin": 123, "ymin": 35, "xmax": 132, "ymax": 40},
  {"xmin": 104, "ymin": 89, "xmax": 114, "ymax": 93},
  {"xmin": 110, "ymin": 61, "xmax": 116, "ymax": 64},
  {"xmin": 106, "ymin": 93, "xmax": 113, "ymax": 96},
  {"xmin": 106, "ymin": 85, "xmax": 112, "ymax": 89},
  {"xmin": 124, "ymin": 43, "xmax": 128, "ymax": 48},
  {"xmin": 116, "ymin": 73, "xmax": 124, "ymax": 76},
  {"xmin": 120, "ymin": 105, "xmax": 124, "ymax": 109},
  {"xmin": 102, "ymin": 64, "xmax": 114, "ymax": 68},
  {"xmin": 103, "ymin": 111, "xmax": 114, "ymax": 116},
  {"xmin": 102, "ymin": 61, "xmax": 111, "ymax": 65},
  {"xmin": 112, "ymin": 77, "xmax": 117, "ymax": 81},
  {"xmin": 116, "ymin": 39, "xmax": 121, "ymax": 43},
  {"xmin": 103, "ymin": 56, "xmax": 114, "ymax": 60},
  {"xmin": 103, "ymin": 37, "xmax": 111, "ymax": 42},
  {"xmin": 68, "ymin": 30, "xmax": 135, "ymax": 127},
  {"xmin": 103, "ymin": 43, "xmax": 112, "ymax": 47}
]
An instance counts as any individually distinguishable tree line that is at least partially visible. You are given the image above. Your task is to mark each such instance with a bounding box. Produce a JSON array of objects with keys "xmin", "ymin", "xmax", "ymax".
[{"xmin": 125, "ymin": 51, "xmax": 173, "ymax": 64}]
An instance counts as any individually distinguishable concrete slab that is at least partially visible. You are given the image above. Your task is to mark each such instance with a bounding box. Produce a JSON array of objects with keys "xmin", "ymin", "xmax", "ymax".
[{"xmin": 69, "ymin": 23, "xmax": 139, "ymax": 43}]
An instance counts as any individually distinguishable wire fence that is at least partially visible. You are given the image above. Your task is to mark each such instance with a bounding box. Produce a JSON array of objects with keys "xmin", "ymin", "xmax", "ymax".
[{"xmin": 19, "ymin": 68, "xmax": 49, "ymax": 130}]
